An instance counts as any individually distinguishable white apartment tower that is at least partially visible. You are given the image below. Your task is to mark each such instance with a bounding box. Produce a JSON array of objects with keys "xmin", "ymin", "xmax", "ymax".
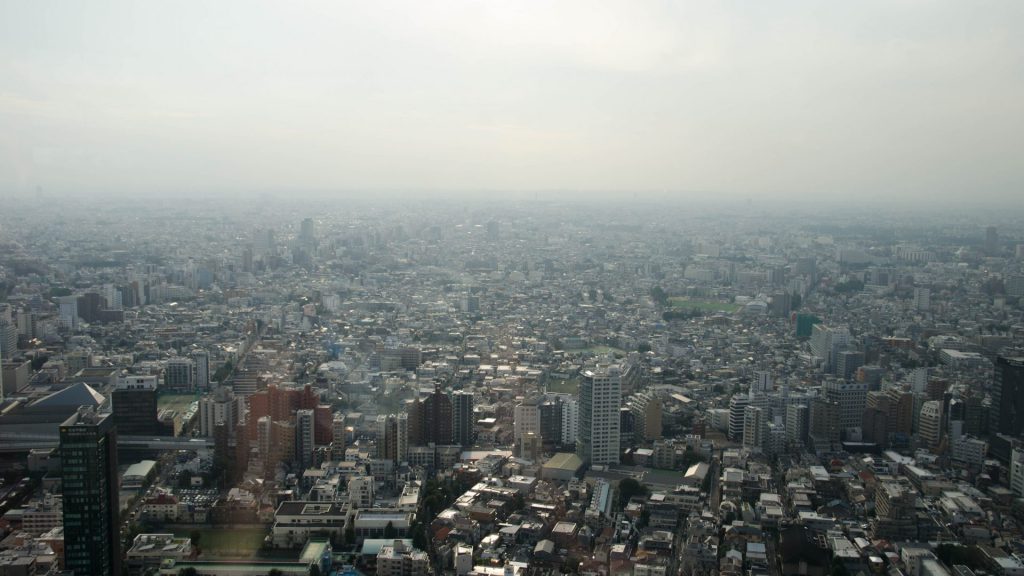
[
  {"xmin": 560, "ymin": 398, "xmax": 579, "ymax": 445},
  {"xmin": 577, "ymin": 366, "xmax": 621, "ymax": 466}
]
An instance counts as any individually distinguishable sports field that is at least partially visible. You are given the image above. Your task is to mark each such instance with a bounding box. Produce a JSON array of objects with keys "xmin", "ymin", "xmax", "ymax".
[{"xmin": 174, "ymin": 527, "xmax": 268, "ymax": 556}]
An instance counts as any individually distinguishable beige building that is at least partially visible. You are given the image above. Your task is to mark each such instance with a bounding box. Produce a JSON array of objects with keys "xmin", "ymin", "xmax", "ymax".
[{"xmin": 377, "ymin": 539, "xmax": 429, "ymax": 576}]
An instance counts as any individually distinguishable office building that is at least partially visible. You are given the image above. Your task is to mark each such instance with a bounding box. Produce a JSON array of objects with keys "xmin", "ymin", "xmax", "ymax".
[
  {"xmin": 808, "ymin": 398, "xmax": 841, "ymax": 453},
  {"xmin": 58, "ymin": 296, "xmax": 79, "ymax": 331},
  {"xmin": 810, "ymin": 324, "xmax": 851, "ymax": 374},
  {"xmin": 836, "ymin": 351, "xmax": 865, "ymax": 381},
  {"xmin": 60, "ymin": 407, "xmax": 121, "ymax": 576},
  {"xmin": 993, "ymin": 355, "xmax": 1024, "ymax": 437},
  {"xmin": 824, "ymin": 379, "xmax": 868, "ymax": 437},
  {"xmin": 539, "ymin": 397, "xmax": 564, "ymax": 446},
  {"xmin": 164, "ymin": 357, "xmax": 195, "ymax": 391},
  {"xmin": 862, "ymin": 407, "xmax": 888, "ymax": 448},
  {"xmin": 577, "ymin": 365, "xmax": 621, "ymax": 466},
  {"xmin": 112, "ymin": 375, "xmax": 165, "ymax": 436}
]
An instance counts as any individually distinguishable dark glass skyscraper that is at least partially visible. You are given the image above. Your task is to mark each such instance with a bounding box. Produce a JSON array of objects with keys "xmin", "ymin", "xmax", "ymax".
[
  {"xmin": 994, "ymin": 356, "xmax": 1024, "ymax": 437},
  {"xmin": 60, "ymin": 407, "xmax": 121, "ymax": 576}
]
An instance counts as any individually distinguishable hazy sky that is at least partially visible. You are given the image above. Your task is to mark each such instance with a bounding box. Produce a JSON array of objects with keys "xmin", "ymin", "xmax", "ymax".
[{"xmin": 1, "ymin": 1, "xmax": 1022, "ymax": 202}]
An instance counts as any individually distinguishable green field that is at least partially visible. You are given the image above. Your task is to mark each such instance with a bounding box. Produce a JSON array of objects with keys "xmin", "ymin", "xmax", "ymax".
[
  {"xmin": 158, "ymin": 393, "xmax": 198, "ymax": 414},
  {"xmin": 668, "ymin": 298, "xmax": 742, "ymax": 313},
  {"xmin": 174, "ymin": 527, "xmax": 268, "ymax": 556}
]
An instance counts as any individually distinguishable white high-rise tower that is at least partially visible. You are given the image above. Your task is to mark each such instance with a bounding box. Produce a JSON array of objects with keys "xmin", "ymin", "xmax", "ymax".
[{"xmin": 577, "ymin": 365, "xmax": 621, "ymax": 466}]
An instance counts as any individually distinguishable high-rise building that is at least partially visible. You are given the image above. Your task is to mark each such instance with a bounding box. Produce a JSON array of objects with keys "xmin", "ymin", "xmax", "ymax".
[
  {"xmin": 913, "ymin": 287, "xmax": 931, "ymax": 311},
  {"xmin": 451, "ymin": 391, "xmax": 474, "ymax": 447},
  {"xmin": 810, "ymin": 324, "xmax": 851, "ymax": 374},
  {"xmin": 112, "ymin": 375, "xmax": 165, "ymax": 436},
  {"xmin": 192, "ymin": 349, "xmax": 210, "ymax": 390},
  {"xmin": 867, "ymin": 388, "xmax": 915, "ymax": 438},
  {"xmin": 577, "ymin": 366, "xmax": 621, "ymax": 465},
  {"xmin": 1011, "ymin": 447, "xmax": 1024, "ymax": 498},
  {"xmin": 862, "ymin": 407, "xmax": 888, "ymax": 448},
  {"xmin": 60, "ymin": 407, "xmax": 121, "ymax": 576},
  {"xmin": 836, "ymin": 351, "xmax": 865, "ymax": 381},
  {"xmin": 626, "ymin": 390, "xmax": 662, "ymax": 443},
  {"xmin": 728, "ymin": 394, "xmax": 750, "ymax": 442},
  {"xmin": 753, "ymin": 371, "xmax": 772, "ymax": 393},
  {"xmin": 299, "ymin": 218, "xmax": 316, "ymax": 247},
  {"xmin": 164, "ymin": 357, "xmax": 195, "ymax": 391},
  {"xmin": 513, "ymin": 399, "xmax": 541, "ymax": 446},
  {"xmin": 296, "ymin": 409, "xmax": 315, "ymax": 471},
  {"xmin": 561, "ymin": 398, "xmax": 579, "ymax": 445},
  {"xmin": 58, "ymin": 296, "xmax": 79, "ymax": 331},
  {"xmin": 331, "ymin": 414, "xmax": 347, "ymax": 461},
  {"xmin": 918, "ymin": 400, "xmax": 943, "ymax": 452},
  {"xmin": 824, "ymin": 379, "xmax": 868, "ymax": 437},
  {"xmin": 619, "ymin": 408, "xmax": 635, "ymax": 448},
  {"xmin": 795, "ymin": 313, "xmax": 821, "ymax": 340},
  {"xmin": 985, "ymin": 225, "xmax": 998, "ymax": 255},
  {"xmin": 785, "ymin": 404, "xmax": 809, "ymax": 445},
  {"xmin": 408, "ymin": 386, "xmax": 453, "ymax": 446},
  {"xmin": 993, "ymin": 356, "xmax": 1024, "ymax": 437},
  {"xmin": 1008, "ymin": 275, "xmax": 1024, "ymax": 298},
  {"xmin": 539, "ymin": 397, "xmax": 563, "ymax": 446},
  {"xmin": 808, "ymin": 398, "xmax": 841, "ymax": 453},
  {"xmin": 377, "ymin": 414, "xmax": 409, "ymax": 464},
  {"xmin": 0, "ymin": 321, "xmax": 15, "ymax": 360},
  {"xmin": 742, "ymin": 406, "xmax": 768, "ymax": 452}
]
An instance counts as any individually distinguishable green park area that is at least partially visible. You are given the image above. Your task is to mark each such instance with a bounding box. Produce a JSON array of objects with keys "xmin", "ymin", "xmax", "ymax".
[
  {"xmin": 174, "ymin": 527, "xmax": 268, "ymax": 557},
  {"xmin": 668, "ymin": 298, "xmax": 742, "ymax": 313},
  {"xmin": 158, "ymin": 393, "xmax": 198, "ymax": 414}
]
